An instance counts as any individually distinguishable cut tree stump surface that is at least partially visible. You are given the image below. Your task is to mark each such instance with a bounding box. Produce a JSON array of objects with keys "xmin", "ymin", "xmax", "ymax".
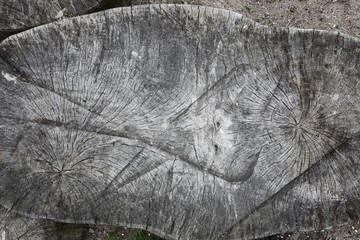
[
  {"xmin": 0, "ymin": 205, "xmax": 92, "ymax": 240},
  {"xmin": 0, "ymin": 4, "xmax": 359, "ymax": 240},
  {"xmin": 0, "ymin": 0, "xmax": 101, "ymax": 33}
]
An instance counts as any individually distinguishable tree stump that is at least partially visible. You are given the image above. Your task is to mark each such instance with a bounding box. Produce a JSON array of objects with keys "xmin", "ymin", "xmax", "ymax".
[{"xmin": 0, "ymin": 4, "xmax": 359, "ymax": 240}]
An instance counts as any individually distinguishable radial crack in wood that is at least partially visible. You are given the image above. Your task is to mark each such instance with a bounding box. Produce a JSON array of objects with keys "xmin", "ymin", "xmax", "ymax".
[{"xmin": 0, "ymin": 4, "xmax": 359, "ymax": 240}]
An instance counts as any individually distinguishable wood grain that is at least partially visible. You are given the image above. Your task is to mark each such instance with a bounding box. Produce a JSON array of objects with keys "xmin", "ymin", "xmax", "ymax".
[
  {"xmin": 0, "ymin": 205, "xmax": 89, "ymax": 240},
  {"xmin": 0, "ymin": 0, "xmax": 101, "ymax": 33},
  {"xmin": 0, "ymin": 4, "xmax": 359, "ymax": 239}
]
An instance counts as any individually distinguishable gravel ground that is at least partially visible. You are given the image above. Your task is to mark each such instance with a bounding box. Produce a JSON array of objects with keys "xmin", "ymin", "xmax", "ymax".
[
  {"xmin": 99, "ymin": 0, "xmax": 360, "ymax": 36},
  {"xmin": 9, "ymin": 220, "xmax": 358, "ymax": 239},
  {"xmin": 82, "ymin": 221, "xmax": 360, "ymax": 240}
]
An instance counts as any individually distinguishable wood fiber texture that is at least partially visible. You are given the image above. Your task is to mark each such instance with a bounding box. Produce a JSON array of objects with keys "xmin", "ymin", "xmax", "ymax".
[
  {"xmin": 0, "ymin": 4, "xmax": 359, "ymax": 240},
  {"xmin": 0, "ymin": 0, "xmax": 101, "ymax": 33},
  {"xmin": 0, "ymin": 205, "xmax": 89, "ymax": 240}
]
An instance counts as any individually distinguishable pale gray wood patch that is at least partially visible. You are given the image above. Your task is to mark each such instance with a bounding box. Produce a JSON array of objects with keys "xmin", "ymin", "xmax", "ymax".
[{"xmin": 0, "ymin": 4, "xmax": 359, "ymax": 240}]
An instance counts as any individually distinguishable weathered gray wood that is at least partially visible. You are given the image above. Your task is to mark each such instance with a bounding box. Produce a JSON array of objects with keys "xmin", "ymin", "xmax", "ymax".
[
  {"xmin": 0, "ymin": 4, "xmax": 359, "ymax": 240},
  {"xmin": 223, "ymin": 134, "xmax": 360, "ymax": 239},
  {"xmin": 0, "ymin": 0, "xmax": 101, "ymax": 33},
  {"xmin": 0, "ymin": 205, "xmax": 89, "ymax": 240}
]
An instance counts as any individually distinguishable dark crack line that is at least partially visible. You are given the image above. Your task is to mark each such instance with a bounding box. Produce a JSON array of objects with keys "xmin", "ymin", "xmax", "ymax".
[
  {"xmin": 103, "ymin": 148, "xmax": 145, "ymax": 192},
  {"xmin": 170, "ymin": 65, "xmax": 242, "ymax": 123},
  {"xmin": 115, "ymin": 156, "xmax": 174, "ymax": 190}
]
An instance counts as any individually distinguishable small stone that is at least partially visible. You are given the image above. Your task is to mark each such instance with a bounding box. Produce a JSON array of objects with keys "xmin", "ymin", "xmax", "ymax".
[{"xmin": 89, "ymin": 228, "xmax": 95, "ymax": 234}]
